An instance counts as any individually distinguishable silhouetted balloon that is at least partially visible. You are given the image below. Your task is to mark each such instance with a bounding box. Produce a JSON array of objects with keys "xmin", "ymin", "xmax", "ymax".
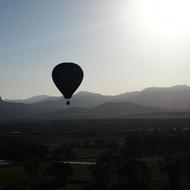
[{"xmin": 52, "ymin": 63, "xmax": 84, "ymax": 105}]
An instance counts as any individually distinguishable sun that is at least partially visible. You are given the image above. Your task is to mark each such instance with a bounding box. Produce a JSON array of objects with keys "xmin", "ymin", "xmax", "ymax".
[{"xmin": 136, "ymin": 0, "xmax": 190, "ymax": 40}]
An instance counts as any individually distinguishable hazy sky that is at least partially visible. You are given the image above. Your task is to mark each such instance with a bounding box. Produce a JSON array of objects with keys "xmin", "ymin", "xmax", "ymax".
[{"xmin": 1, "ymin": 0, "xmax": 190, "ymax": 99}]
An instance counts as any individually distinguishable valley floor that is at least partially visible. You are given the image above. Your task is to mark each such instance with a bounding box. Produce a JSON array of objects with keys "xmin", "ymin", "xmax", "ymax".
[{"xmin": 0, "ymin": 118, "xmax": 190, "ymax": 190}]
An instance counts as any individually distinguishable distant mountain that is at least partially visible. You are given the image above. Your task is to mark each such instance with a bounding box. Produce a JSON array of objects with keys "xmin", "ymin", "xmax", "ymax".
[
  {"xmin": 119, "ymin": 85, "xmax": 190, "ymax": 111},
  {"xmin": 71, "ymin": 85, "xmax": 190, "ymax": 111},
  {"xmin": 1, "ymin": 85, "xmax": 190, "ymax": 121},
  {"xmin": 8, "ymin": 85, "xmax": 190, "ymax": 110},
  {"xmin": 67, "ymin": 91, "xmax": 113, "ymax": 108},
  {"xmin": 0, "ymin": 99, "xmax": 64, "ymax": 120},
  {"xmin": 7, "ymin": 95, "xmax": 59, "ymax": 104},
  {"xmin": 0, "ymin": 101, "xmax": 32, "ymax": 119},
  {"xmin": 85, "ymin": 102, "xmax": 165, "ymax": 118},
  {"xmin": 6, "ymin": 91, "xmax": 112, "ymax": 108},
  {"xmin": 33, "ymin": 102, "xmax": 165, "ymax": 120}
]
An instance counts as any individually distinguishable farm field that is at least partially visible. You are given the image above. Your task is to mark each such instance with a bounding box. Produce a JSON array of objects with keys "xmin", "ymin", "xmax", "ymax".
[{"xmin": 0, "ymin": 119, "xmax": 190, "ymax": 189}]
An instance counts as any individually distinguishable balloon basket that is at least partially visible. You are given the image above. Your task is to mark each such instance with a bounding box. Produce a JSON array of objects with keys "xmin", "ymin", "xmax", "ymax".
[{"xmin": 66, "ymin": 100, "xmax": 70, "ymax": 105}]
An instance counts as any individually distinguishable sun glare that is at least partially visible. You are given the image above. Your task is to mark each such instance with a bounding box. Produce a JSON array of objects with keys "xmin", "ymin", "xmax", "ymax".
[{"xmin": 136, "ymin": 0, "xmax": 190, "ymax": 40}]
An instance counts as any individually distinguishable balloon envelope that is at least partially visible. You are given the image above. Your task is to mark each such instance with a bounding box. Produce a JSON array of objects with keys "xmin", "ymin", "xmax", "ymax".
[{"xmin": 52, "ymin": 63, "xmax": 83, "ymax": 99}]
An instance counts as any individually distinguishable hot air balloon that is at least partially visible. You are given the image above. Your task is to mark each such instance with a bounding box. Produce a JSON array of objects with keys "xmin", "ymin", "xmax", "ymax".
[{"xmin": 52, "ymin": 62, "xmax": 84, "ymax": 105}]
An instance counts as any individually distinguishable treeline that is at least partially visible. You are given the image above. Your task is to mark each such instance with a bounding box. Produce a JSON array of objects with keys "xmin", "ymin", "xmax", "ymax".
[
  {"xmin": 3, "ymin": 139, "xmax": 189, "ymax": 190},
  {"xmin": 86, "ymin": 143, "xmax": 190, "ymax": 190},
  {"xmin": 1, "ymin": 130, "xmax": 190, "ymax": 161},
  {"xmin": 1, "ymin": 130, "xmax": 190, "ymax": 189}
]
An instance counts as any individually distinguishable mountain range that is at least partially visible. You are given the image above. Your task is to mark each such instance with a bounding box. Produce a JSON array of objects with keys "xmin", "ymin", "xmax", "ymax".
[{"xmin": 1, "ymin": 85, "xmax": 190, "ymax": 120}]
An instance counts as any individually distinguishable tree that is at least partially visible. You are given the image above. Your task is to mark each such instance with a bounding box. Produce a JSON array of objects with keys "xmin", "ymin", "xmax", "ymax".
[
  {"xmin": 24, "ymin": 158, "xmax": 41, "ymax": 184},
  {"xmin": 113, "ymin": 157, "xmax": 149, "ymax": 189},
  {"xmin": 49, "ymin": 144, "xmax": 76, "ymax": 161},
  {"xmin": 88, "ymin": 152, "xmax": 112, "ymax": 186},
  {"xmin": 48, "ymin": 162, "xmax": 73, "ymax": 184},
  {"xmin": 160, "ymin": 154, "xmax": 182, "ymax": 190}
]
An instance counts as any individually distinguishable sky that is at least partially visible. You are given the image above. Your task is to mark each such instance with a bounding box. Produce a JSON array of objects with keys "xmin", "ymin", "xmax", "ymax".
[{"xmin": 1, "ymin": 0, "xmax": 190, "ymax": 99}]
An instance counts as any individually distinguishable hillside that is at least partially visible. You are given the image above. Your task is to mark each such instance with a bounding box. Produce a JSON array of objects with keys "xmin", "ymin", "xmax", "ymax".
[{"xmin": 1, "ymin": 85, "xmax": 190, "ymax": 120}]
